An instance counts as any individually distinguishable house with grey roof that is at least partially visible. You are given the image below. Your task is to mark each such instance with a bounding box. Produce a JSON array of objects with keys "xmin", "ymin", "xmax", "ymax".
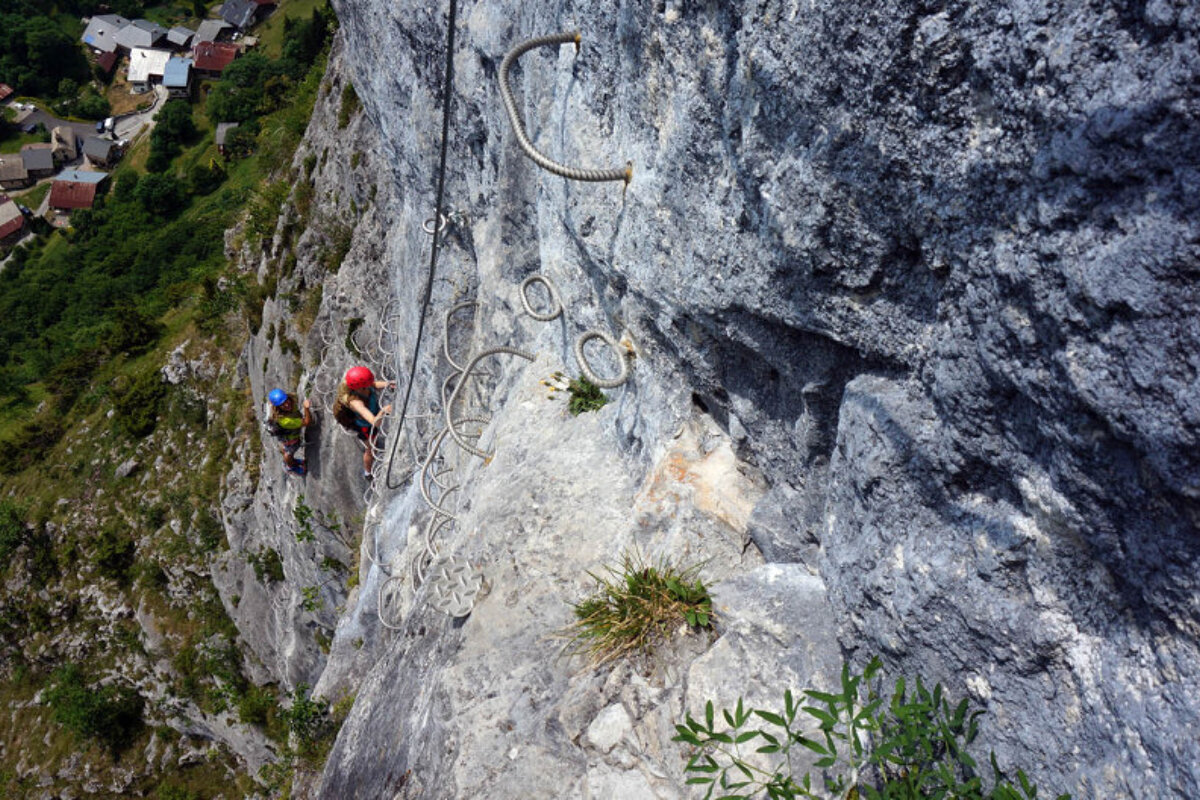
[
  {"xmin": 0, "ymin": 158, "xmax": 30, "ymax": 191},
  {"xmin": 83, "ymin": 137, "xmax": 118, "ymax": 167},
  {"xmin": 20, "ymin": 145, "xmax": 54, "ymax": 179},
  {"xmin": 114, "ymin": 19, "xmax": 167, "ymax": 51},
  {"xmin": 194, "ymin": 19, "xmax": 234, "ymax": 43},
  {"xmin": 164, "ymin": 58, "xmax": 194, "ymax": 99},
  {"xmin": 167, "ymin": 26, "xmax": 195, "ymax": 49},
  {"xmin": 219, "ymin": 0, "xmax": 258, "ymax": 29},
  {"xmin": 81, "ymin": 14, "xmax": 132, "ymax": 54}
]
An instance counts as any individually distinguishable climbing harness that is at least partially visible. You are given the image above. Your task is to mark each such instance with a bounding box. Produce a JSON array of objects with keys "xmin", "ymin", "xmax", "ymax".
[{"xmin": 499, "ymin": 32, "xmax": 632, "ymax": 184}]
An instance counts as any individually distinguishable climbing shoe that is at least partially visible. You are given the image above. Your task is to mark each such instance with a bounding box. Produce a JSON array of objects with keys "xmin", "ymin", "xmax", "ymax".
[{"xmin": 287, "ymin": 459, "xmax": 307, "ymax": 477}]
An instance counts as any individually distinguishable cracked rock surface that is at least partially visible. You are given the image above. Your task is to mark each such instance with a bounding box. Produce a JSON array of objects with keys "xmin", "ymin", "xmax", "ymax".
[{"xmin": 222, "ymin": 1, "xmax": 1199, "ymax": 797}]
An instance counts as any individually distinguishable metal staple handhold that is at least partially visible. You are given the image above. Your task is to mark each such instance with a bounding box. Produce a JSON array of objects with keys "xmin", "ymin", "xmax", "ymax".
[
  {"xmin": 499, "ymin": 31, "xmax": 632, "ymax": 184},
  {"xmin": 574, "ymin": 329, "xmax": 629, "ymax": 389},
  {"xmin": 519, "ymin": 275, "xmax": 564, "ymax": 321},
  {"xmin": 443, "ymin": 347, "xmax": 535, "ymax": 459}
]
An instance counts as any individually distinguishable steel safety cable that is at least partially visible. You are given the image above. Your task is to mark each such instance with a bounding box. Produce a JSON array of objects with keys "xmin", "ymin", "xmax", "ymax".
[{"xmin": 385, "ymin": 0, "xmax": 460, "ymax": 491}]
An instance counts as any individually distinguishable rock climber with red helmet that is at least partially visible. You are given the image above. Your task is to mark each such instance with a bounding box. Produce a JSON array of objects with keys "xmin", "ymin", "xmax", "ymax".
[{"xmin": 336, "ymin": 366, "xmax": 395, "ymax": 479}]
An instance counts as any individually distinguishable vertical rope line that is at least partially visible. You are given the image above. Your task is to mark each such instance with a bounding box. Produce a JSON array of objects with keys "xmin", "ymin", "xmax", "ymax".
[{"xmin": 386, "ymin": 0, "xmax": 459, "ymax": 490}]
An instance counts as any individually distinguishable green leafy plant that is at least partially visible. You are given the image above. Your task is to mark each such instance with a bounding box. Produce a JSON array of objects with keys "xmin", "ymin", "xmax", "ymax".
[
  {"xmin": 247, "ymin": 547, "xmax": 285, "ymax": 584},
  {"xmin": 294, "ymin": 496, "xmax": 316, "ymax": 543},
  {"xmin": 564, "ymin": 550, "xmax": 713, "ymax": 666},
  {"xmin": 567, "ymin": 374, "xmax": 608, "ymax": 416},
  {"xmin": 300, "ymin": 585, "xmax": 323, "ymax": 612},
  {"xmin": 673, "ymin": 658, "xmax": 1070, "ymax": 800},
  {"xmin": 284, "ymin": 684, "xmax": 335, "ymax": 762}
]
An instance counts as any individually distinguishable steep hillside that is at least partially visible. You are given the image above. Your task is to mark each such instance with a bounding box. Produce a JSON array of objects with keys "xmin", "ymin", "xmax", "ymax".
[{"xmin": 207, "ymin": 0, "xmax": 1200, "ymax": 798}]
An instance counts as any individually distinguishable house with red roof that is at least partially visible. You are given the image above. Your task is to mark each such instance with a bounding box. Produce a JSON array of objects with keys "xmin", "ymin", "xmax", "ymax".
[
  {"xmin": 193, "ymin": 41, "xmax": 240, "ymax": 77},
  {"xmin": 50, "ymin": 179, "xmax": 103, "ymax": 212},
  {"xmin": 0, "ymin": 84, "xmax": 13, "ymax": 104},
  {"xmin": 0, "ymin": 194, "xmax": 26, "ymax": 246}
]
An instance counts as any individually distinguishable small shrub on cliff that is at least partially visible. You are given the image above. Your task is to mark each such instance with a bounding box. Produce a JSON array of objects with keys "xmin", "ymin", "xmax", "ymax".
[
  {"xmin": 674, "ymin": 658, "xmax": 1070, "ymax": 800},
  {"xmin": 44, "ymin": 664, "xmax": 144, "ymax": 757},
  {"xmin": 567, "ymin": 375, "xmax": 608, "ymax": 416},
  {"xmin": 0, "ymin": 500, "xmax": 26, "ymax": 566},
  {"xmin": 563, "ymin": 550, "xmax": 713, "ymax": 666},
  {"xmin": 337, "ymin": 82, "xmax": 359, "ymax": 128}
]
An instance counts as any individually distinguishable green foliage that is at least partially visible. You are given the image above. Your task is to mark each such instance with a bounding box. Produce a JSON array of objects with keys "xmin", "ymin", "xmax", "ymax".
[
  {"xmin": 44, "ymin": 664, "xmax": 144, "ymax": 757},
  {"xmin": 194, "ymin": 510, "xmax": 226, "ymax": 552},
  {"xmin": 148, "ymin": 100, "xmax": 197, "ymax": 172},
  {"xmin": 57, "ymin": 85, "xmax": 111, "ymax": 121},
  {"xmin": 0, "ymin": 499, "xmax": 26, "ymax": 567},
  {"xmin": 91, "ymin": 525, "xmax": 136, "ymax": 585},
  {"xmin": 338, "ymin": 82, "xmax": 360, "ymax": 128},
  {"xmin": 294, "ymin": 495, "xmax": 316, "ymax": 542},
  {"xmin": 189, "ymin": 159, "xmax": 226, "ymax": 195},
  {"xmin": 156, "ymin": 784, "xmax": 201, "ymax": 800},
  {"xmin": 565, "ymin": 550, "xmax": 713, "ymax": 665},
  {"xmin": 104, "ymin": 303, "xmax": 163, "ymax": 356},
  {"xmin": 673, "ymin": 659, "xmax": 1071, "ymax": 800},
  {"xmin": 284, "ymin": 684, "xmax": 335, "ymax": 763},
  {"xmin": 246, "ymin": 179, "xmax": 289, "ymax": 243},
  {"xmin": 247, "ymin": 547, "xmax": 285, "ymax": 584},
  {"xmin": 567, "ymin": 375, "xmax": 609, "ymax": 416},
  {"xmin": 112, "ymin": 367, "xmax": 167, "ymax": 438},
  {"xmin": 134, "ymin": 172, "xmax": 188, "ymax": 216},
  {"xmin": 237, "ymin": 684, "xmax": 280, "ymax": 728},
  {"xmin": 300, "ymin": 585, "xmax": 323, "ymax": 612},
  {"xmin": 0, "ymin": 12, "xmax": 89, "ymax": 96}
]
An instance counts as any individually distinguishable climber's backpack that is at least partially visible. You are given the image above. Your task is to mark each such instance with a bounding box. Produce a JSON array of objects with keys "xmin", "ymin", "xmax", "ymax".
[{"xmin": 331, "ymin": 397, "xmax": 360, "ymax": 432}]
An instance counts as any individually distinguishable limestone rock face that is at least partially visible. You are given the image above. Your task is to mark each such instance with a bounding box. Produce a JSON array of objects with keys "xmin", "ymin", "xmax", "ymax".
[{"xmin": 224, "ymin": 1, "xmax": 1198, "ymax": 797}]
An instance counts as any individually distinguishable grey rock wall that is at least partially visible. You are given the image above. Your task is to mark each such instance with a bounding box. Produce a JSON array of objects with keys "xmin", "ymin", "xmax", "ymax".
[{"xmin": 226, "ymin": 0, "xmax": 1198, "ymax": 797}]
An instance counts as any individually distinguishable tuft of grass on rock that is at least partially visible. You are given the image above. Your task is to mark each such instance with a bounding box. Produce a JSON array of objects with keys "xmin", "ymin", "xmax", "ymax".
[{"xmin": 563, "ymin": 550, "xmax": 713, "ymax": 666}]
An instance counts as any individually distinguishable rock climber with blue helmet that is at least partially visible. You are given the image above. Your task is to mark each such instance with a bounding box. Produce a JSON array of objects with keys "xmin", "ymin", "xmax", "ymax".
[{"xmin": 266, "ymin": 387, "xmax": 312, "ymax": 476}]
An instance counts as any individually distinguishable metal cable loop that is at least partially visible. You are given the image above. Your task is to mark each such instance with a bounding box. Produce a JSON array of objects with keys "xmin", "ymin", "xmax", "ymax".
[
  {"xmin": 377, "ymin": 575, "xmax": 406, "ymax": 630},
  {"xmin": 443, "ymin": 301, "xmax": 478, "ymax": 373},
  {"xmin": 443, "ymin": 347, "xmax": 534, "ymax": 459},
  {"xmin": 499, "ymin": 31, "xmax": 632, "ymax": 184},
  {"xmin": 574, "ymin": 329, "xmax": 630, "ymax": 388},
  {"xmin": 519, "ymin": 275, "xmax": 564, "ymax": 321}
]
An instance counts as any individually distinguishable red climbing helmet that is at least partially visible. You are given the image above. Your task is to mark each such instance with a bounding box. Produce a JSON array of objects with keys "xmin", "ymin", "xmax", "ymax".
[{"xmin": 345, "ymin": 366, "xmax": 375, "ymax": 390}]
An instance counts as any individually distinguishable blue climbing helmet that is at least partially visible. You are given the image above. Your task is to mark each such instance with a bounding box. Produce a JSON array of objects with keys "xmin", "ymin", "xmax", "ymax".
[{"xmin": 268, "ymin": 388, "xmax": 288, "ymax": 407}]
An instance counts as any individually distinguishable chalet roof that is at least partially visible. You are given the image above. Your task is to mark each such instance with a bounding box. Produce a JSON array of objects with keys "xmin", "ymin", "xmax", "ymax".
[
  {"xmin": 20, "ymin": 145, "xmax": 54, "ymax": 172},
  {"xmin": 114, "ymin": 20, "xmax": 166, "ymax": 51},
  {"xmin": 128, "ymin": 48, "xmax": 173, "ymax": 84},
  {"xmin": 0, "ymin": 196, "xmax": 24, "ymax": 240},
  {"xmin": 193, "ymin": 41, "xmax": 240, "ymax": 73},
  {"xmin": 81, "ymin": 14, "xmax": 131, "ymax": 54},
  {"xmin": 0, "ymin": 84, "xmax": 13, "ymax": 102},
  {"xmin": 56, "ymin": 170, "xmax": 109, "ymax": 185},
  {"xmin": 0, "ymin": 159, "xmax": 28, "ymax": 183},
  {"xmin": 194, "ymin": 19, "xmax": 233, "ymax": 43},
  {"xmin": 50, "ymin": 181, "xmax": 99, "ymax": 211},
  {"xmin": 83, "ymin": 137, "xmax": 116, "ymax": 161},
  {"xmin": 167, "ymin": 26, "xmax": 195, "ymax": 47},
  {"xmin": 163, "ymin": 57, "xmax": 193, "ymax": 88},
  {"xmin": 220, "ymin": 0, "xmax": 257, "ymax": 29}
]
